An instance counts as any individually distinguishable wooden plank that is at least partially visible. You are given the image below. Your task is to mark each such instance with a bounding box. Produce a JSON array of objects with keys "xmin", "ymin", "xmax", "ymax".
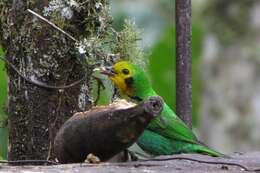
[{"xmin": 1, "ymin": 152, "xmax": 260, "ymax": 173}]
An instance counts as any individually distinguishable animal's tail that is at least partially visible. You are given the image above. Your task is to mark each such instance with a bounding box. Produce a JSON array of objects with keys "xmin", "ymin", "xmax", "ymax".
[
  {"xmin": 136, "ymin": 129, "xmax": 228, "ymax": 158},
  {"xmin": 171, "ymin": 140, "xmax": 228, "ymax": 157},
  {"xmin": 192, "ymin": 144, "xmax": 228, "ymax": 157}
]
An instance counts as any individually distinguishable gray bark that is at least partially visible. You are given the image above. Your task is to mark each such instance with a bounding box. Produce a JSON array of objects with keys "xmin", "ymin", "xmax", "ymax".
[{"xmin": 176, "ymin": 0, "xmax": 192, "ymax": 128}]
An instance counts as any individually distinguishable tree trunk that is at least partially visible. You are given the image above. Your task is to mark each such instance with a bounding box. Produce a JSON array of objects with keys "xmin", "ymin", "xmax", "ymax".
[{"xmin": 0, "ymin": 0, "xmax": 110, "ymax": 161}]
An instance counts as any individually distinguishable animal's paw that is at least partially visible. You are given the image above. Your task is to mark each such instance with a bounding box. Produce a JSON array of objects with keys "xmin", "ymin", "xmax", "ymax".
[{"xmin": 85, "ymin": 153, "xmax": 101, "ymax": 164}]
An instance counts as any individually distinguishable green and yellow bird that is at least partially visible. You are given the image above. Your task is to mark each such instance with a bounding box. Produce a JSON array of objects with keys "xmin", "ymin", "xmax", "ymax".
[{"xmin": 100, "ymin": 61, "xmax": 224, "ymax": 157}]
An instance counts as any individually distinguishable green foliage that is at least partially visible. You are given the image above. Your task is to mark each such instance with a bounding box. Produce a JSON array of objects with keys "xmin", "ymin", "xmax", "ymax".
[
  {"xmin": 148, "ymin": 24, "xmax": 203, "ymax": 126},
  {"xmin": 91, "ymin": 75, "xmax": 113, "ymax": 105},
  {"xmin": 0, "ymin": 47, "xmax": 8, "ymax": 159}
]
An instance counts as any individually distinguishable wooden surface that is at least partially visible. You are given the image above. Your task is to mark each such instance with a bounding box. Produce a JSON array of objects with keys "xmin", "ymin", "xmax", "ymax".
[{"xmin": 1, "ymin": 152, "xmax": 260, "ymax": 173}]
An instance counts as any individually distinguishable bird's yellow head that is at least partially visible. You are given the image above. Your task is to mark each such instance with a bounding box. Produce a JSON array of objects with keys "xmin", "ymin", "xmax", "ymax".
[
  {"xmin": 100, "ymin": 61, "xmax": 135, "ymax": 96},
  {"xmin": 100, "ymin": 61, "xmax": 152, "ymax": 101}
]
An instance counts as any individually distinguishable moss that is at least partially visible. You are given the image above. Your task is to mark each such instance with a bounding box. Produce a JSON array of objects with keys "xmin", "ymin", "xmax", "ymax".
[{"xmin": 111, "ymin": 20, "xmax": 145, "ymax": 68}]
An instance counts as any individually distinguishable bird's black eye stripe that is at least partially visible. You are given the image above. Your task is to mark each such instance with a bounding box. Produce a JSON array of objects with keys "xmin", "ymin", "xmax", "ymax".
[
  {"xmin": 129, "ymin": 95, "xmax": 143, "ymax": 102},
  {"xmin": 125, "ymin": 77, "xmax": 133, "ymax": 87},
  {"xmin": 122, "ymin": 69, "xmax": 129, "ymax": 75}
]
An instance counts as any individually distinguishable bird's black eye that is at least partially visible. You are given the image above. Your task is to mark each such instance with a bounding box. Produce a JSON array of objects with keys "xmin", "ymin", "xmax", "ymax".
[{"xmin": 122, "ymin": 69, "xmax": 129, "ymax": 75}]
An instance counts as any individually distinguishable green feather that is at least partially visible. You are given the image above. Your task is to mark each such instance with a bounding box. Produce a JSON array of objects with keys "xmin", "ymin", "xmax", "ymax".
[{"xmin": 147, "ymin": 103, "xmax": 198, "ymax": 144}]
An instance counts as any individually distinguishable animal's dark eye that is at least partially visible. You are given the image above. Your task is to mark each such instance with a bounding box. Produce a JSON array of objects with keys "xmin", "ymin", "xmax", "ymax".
[{"xmin": 122, "ymin": 69, "xmax": 129, "ymax": 75}]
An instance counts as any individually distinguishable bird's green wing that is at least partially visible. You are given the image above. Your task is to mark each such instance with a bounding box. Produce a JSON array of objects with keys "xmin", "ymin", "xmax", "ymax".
[{"xmin": 147, "ymin": 103, "xmax": 199, "ymax": 145}]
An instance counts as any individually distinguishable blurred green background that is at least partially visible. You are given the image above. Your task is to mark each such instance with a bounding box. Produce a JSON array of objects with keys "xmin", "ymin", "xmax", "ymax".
[
  {"xmin": 0, "ymin": 47, "xmax": 8, "ymax": 159},
  {"xmin": 1, "ymin": 0, "xmax": 260, "ymax": 158}
]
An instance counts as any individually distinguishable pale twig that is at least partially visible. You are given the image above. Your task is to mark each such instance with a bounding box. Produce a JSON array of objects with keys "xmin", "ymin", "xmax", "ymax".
[
  {"xmin": 0, "ymin": 160, "xmax": 59, "ymax": 165},
  {"xmin": 27, "ymin": 9, "xmax": 78, "ymax": 42}
]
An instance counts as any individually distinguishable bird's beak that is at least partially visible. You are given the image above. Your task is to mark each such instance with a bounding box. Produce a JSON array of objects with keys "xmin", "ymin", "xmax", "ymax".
[{"xmin": 99, "ymin": 66, "xmax": 116, "ymax": 77}]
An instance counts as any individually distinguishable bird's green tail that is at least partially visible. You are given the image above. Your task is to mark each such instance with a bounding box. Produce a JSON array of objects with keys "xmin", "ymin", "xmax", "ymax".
[
  {"xmin": 190, "ymin": 144, "xmax": 226, "ymax": 157},
  {"xmin": 137, "ymin": 130, "xmax": 227, "ymax": 157},
  {"xmin": 168, "ymin": 140, "xmax": 226, "ymax": 157}
]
